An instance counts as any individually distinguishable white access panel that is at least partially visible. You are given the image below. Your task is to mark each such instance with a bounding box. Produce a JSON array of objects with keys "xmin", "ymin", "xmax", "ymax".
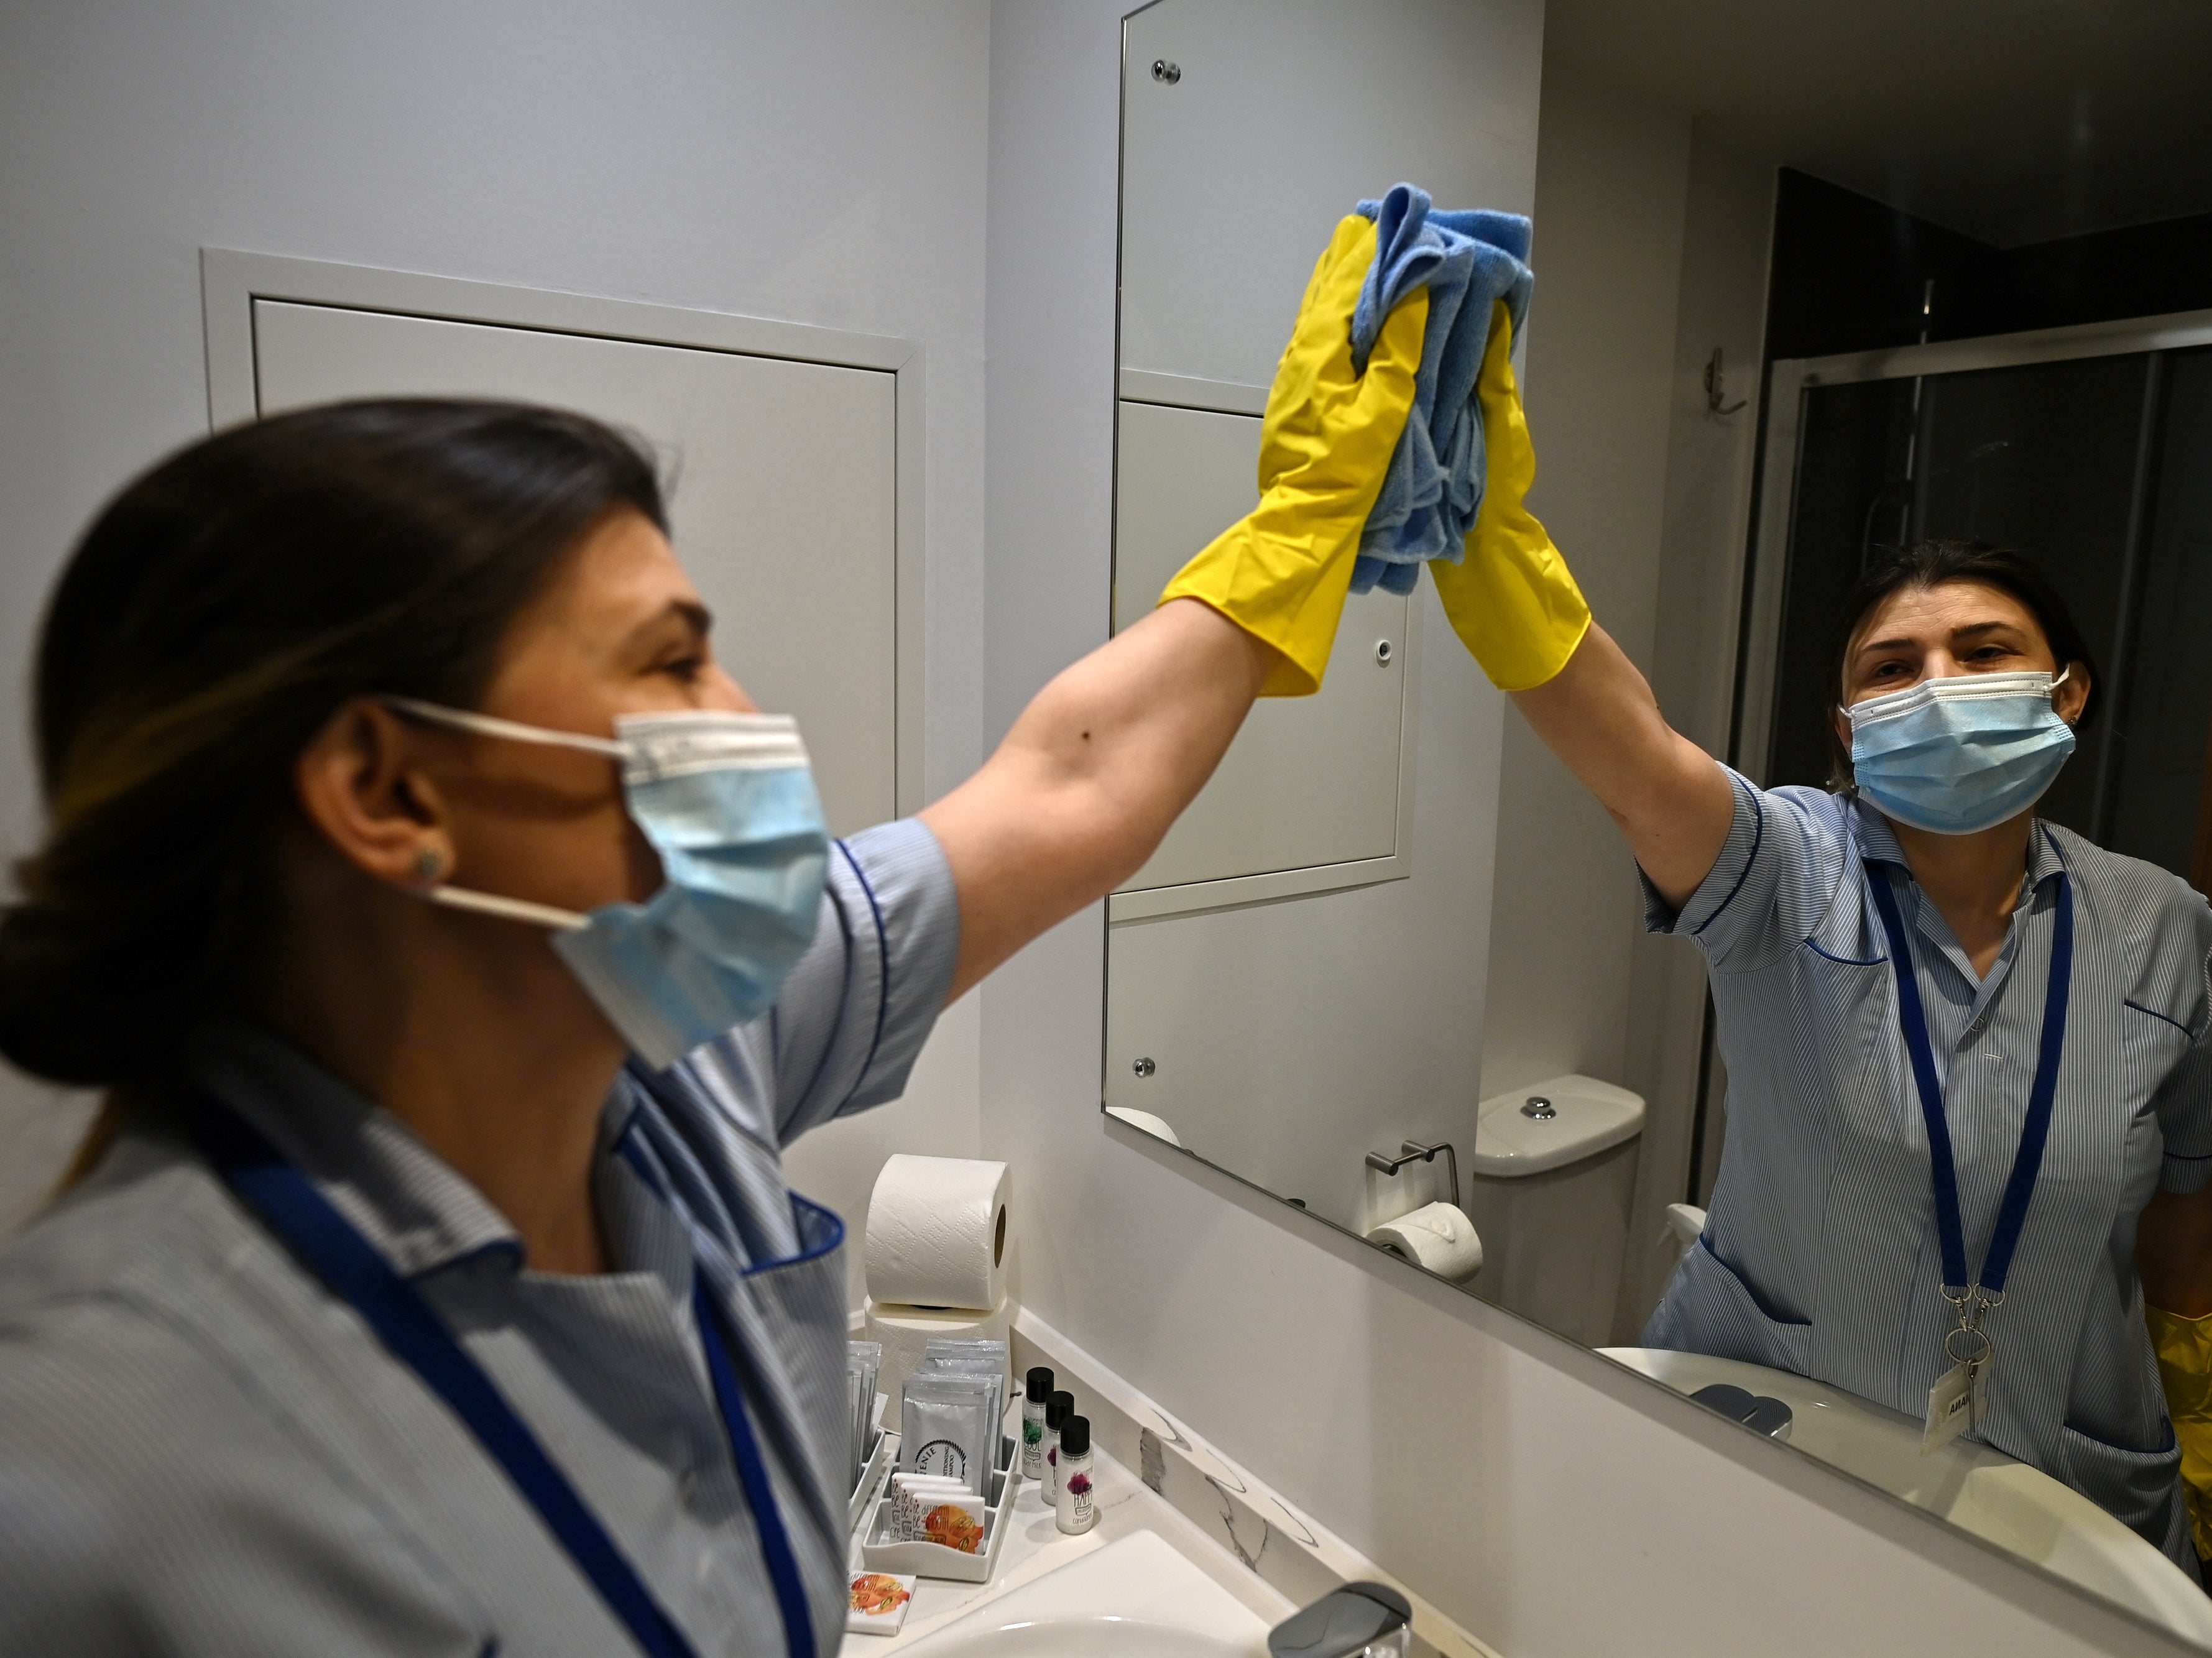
[
  {"xmin": 1113, "ymin": 398, "xmax": 1411, "ymax": 906},
  {"xmin": 1120, "ymin": 0, "xmax": 1540, "ymax": 390},
  {"xmin": 247, "ymin": 298, "xmax": 897, "ymax": 837}
]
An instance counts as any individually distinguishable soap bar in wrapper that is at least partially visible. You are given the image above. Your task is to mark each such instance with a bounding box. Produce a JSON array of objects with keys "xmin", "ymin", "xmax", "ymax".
[{"xmin": 890, "ymin": 1473, "xmax": 988, "ymax": 1552}]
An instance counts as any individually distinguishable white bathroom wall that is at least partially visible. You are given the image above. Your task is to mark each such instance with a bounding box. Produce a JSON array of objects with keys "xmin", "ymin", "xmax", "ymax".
[
  {"xmin": 1616, "ymin": 120, "xmax": 1783, "ymax": 1327},
  {"xmin": 0, "ymin": 0, "xmax": 993, "ymax": 1246},
  {"xmin": 1473, "ymin": 68, "xmax": 1784, "ymax": 1339},
  {"xmin": 979, "ymin": 4, "xmax": 2182, "ymax": 1653},
  {"xmin": 1476, "ymin": 71, "xmax": 1690, "ymax": 1105}
]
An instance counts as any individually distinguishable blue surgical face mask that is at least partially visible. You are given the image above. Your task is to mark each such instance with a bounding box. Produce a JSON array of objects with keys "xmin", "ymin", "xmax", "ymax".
[
  {"xmin": 1844, "ymin": 668, "xmax": 2075, "ymax": 836},
  {"xmin": 386, "ymin": 698, "xmax": 830, "ymax": 1068}
]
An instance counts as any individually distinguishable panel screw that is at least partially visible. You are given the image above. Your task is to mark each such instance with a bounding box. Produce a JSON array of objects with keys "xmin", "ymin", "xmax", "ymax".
[
  {"xmin": 1375, "ymin": 639, "xmax": 1394, "ymax": 665},
  {"xmin": 1133, "ymin": 1056, "xmax": 1157, "ymax": 1078},
  {"xmin": 1151, "ymin": 59, "xmax": 1181, "ymax": 83}
]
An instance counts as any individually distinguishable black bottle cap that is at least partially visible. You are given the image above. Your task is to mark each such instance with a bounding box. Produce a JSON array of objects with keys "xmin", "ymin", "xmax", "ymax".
[
  {"xmin": 1026, "ymin": 1366, "xmax": 1054, "ymax": 1402},
  {"xmin": 1046, "ymin": 1389, "xmax": 1075, "ymax": 1427},
  {"xmin": 1059, "ymin": 1414, "xmax": 1090, "ymax": 1457}
]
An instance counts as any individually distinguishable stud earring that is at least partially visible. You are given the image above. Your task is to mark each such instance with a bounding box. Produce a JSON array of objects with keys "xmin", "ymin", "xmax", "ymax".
[{"xmin": 413, "ymin": 845, "xmax": 446, "ymax": 887}]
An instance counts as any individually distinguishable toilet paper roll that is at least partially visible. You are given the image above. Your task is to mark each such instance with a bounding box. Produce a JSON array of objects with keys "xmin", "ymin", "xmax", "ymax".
[
  {"xmin": 1368, "ymin": 1202, "xmax": 1485, "ymax": 1281},
  {"xmin": 865, "ymin": 1293, "xmax": 1012, "ymax": 1409},
  {"xmin": 865, "ymin": 1154, "xmax": 1010, "ymax": 1311}
]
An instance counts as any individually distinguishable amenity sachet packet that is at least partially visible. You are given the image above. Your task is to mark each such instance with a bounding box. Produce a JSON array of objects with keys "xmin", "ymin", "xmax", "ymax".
[
  {"xmin": 914, "ymin": 1337, "xmax": 1008, "ymax": 1456},
  {"xmin": 900, "ymin": 1370, "xmax": 997, "ymax": 1493},
  {"xmin": 848, "ymin": 1340, "xmax": 883, "ymax": 1491}
]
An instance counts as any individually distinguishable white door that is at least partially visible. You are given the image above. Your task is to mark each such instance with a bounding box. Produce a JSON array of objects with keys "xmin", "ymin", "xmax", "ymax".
[{"xmin": 251, "ymin": 300, "xmax": 898, "ymax": 836}]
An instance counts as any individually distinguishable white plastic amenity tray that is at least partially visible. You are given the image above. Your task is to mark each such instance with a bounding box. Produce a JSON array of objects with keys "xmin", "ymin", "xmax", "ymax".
[
  {"xmin": 849, "ymin": 1423, "xmax": 894, "ymax": 1534},
  {"xmin": 859, "ymin": 1434, "xmax": 1021, "ymax": 1583}
]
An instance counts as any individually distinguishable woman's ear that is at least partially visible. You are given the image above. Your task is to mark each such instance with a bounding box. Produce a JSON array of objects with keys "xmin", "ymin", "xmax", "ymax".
[
  {"xmin": 293, "ymin": 699, "xmax": 453, "ymax": 890},
  {"xmin": 2055, "ymin": 661, "xmax": 2093, "ymax": 727}
]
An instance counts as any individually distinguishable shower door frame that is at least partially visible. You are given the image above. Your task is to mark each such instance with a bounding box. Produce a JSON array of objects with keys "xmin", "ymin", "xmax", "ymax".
[{"xmin": 1734, "ymin": 304, "xmax": 2212, "ymax": 787}]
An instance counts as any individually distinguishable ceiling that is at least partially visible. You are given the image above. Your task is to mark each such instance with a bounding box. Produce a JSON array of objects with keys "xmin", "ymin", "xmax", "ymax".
[{"xmin": 1543, "ymin": 0, "xmax": 2212, "ymax": 247}]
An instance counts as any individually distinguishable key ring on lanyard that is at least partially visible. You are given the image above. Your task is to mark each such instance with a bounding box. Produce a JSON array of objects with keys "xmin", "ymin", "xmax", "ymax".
[{"xmin": 1865, "ymin": 844, "xmax": 2073, "ymax": 1386}]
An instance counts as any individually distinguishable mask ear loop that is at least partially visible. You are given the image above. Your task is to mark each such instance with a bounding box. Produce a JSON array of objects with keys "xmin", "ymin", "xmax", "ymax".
[
  {"xmin": 381, "ymin": 696, "xmax": 618, "ymax": 931},
  {"xmin": 426, "ymin": 886, "xmax": 592, "ymax": 931},
  {"xmin": 382, "ymin": 695, "xmax": 627, "ymax": 757}
]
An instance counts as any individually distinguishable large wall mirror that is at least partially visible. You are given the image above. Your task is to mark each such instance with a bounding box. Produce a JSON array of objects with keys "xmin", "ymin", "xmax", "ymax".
[{"xmin": 1105, "ymin": 0, "xmax": 2212, "ymax": 1643}]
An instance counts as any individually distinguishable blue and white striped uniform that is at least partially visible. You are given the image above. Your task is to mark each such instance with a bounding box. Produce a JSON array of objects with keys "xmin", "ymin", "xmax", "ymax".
[
  {"xmin": 1645, "ymin": 773, "xmax": 2212, "ymax": 1568},
  {"xmin": 0, "ymin": 818, "xmax": 957, "ymax": 1657}
]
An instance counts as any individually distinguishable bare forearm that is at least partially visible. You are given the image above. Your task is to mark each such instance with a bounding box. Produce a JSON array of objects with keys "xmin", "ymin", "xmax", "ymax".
[
  {"xmin": 922, "ymin": 599, "xmax": 1270, "ymax": 999},
  {"xmin": 1509, "ymin": 623, "xmax": 1734, "ymax": 908}
]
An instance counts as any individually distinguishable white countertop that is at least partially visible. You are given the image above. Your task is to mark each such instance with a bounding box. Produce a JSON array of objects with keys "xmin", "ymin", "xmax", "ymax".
[{"xmin": 842, "ymin": 1443, "xmax": 1296, "ymax": 1652}]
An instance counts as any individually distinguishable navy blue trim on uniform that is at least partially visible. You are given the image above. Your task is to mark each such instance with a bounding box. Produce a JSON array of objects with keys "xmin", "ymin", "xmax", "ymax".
[
  {"xmin": 780, "ymin": 870, "xmax": 858, "ymax": 1130},
  {"xmin": 740, "ymin": 1195, "xmax": 846, "ymax": 1278},
  {"xmin": 184, "ymin": 1094, "xmax": 712, "ymax": 1658},
  {"xmin": 1697, "ymin": 1235, "xmax": 1811, "ymax": 1326},
  {"xmin": 833, "ymin": 837, "xmax": 894, "ymax": 1112},
  {"xmin": 1691, "ymin": 788, "xmax": 1764, "ymax": 937},
  {"xmin": 2063, "ymin": 1416, "xmax": 2178, "ymax": 1456},
  {"xmin": 614, "ymin": 1125, "xmax": 667, "ymax": 1201},
  {"xmin": 693, "ymin": 1281, "xmax": 817, "ymax": 1658},
  {"xmin": 1804, "ymin": 937, "xmax": 1886, "ymax": 967},
  {"xmin": 2125, "ymin": 999, "xmax": 2193, "ymax": 1038}
]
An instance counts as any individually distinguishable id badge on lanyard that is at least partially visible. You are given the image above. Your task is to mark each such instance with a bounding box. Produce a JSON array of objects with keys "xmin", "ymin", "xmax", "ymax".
[{"xmin": 1864, "ymin": 854, "xmax": 2073, "ymax": 1456}]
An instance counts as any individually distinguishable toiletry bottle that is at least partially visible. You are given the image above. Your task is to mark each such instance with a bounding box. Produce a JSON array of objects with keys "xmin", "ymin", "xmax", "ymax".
[
  {"xmin": 1054, "ymin": 1415, "xmax": 1095, "ymax": 1535},
  {"xmin": 1045, "ymin": 1389, "xmax": 1075, "ymax": 1502},
  {"xmin": 1021, "ymin": 1366, "xmax": 1054, "ymax": 1480}
]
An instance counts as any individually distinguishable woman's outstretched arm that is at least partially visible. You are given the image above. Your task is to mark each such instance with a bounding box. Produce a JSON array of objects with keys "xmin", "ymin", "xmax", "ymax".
[
  {"xmin": 920, "ymin": 599, "xmax": 1268, "ymax": 1001},
  {"xmin": 1508, "ymin": 622, "xmax": 1736, "ymax": 910}
]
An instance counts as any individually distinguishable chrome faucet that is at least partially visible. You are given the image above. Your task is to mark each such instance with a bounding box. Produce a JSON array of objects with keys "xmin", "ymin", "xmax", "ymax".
[{"xmin": 1269, "ymin": 1581, "xmax": 1412, "ymax": 1657}]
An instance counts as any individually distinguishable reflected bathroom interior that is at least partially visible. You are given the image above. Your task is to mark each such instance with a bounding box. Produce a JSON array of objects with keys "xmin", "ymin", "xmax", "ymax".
[{"xmin": 1103, "ymin": 0, "xmax": 2212, "ymax": 1639}]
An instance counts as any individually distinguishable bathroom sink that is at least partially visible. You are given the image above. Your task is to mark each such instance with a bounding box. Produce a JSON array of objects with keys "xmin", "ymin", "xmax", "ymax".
[
  {"xmin": 898, "ymin": 1531, "xmax": 1270, "ymax": 1657},
  {"xmin": 1603, "ymin": 1347, "xmax": 2212, "ymax": 1645}
]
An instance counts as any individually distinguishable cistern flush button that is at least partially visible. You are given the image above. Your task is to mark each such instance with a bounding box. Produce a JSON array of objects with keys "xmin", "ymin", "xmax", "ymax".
[{"xmin": 1521, "ymin": 1096, "xmax": 1556, "ymax": 1120}]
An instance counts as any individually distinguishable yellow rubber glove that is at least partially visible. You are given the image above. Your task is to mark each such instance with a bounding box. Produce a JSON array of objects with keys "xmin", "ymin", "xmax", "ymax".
[
  {"xmin": 1158, "ymin": 215, "xmax": 1428, "ymax": 697},
  {"xmin": 1427, "ymin": 301, "xmax": 1592, "ymax": 691},
  {"xmin": 2148, "ymin": 1303, "xmax": 2212, "ymax": 1562}
]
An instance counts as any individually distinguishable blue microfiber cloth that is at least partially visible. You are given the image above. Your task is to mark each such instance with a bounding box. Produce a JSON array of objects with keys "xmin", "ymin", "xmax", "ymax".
[{"xmin": 1348, "ymin": 183, "xmax": 1534, "ymax": 596}]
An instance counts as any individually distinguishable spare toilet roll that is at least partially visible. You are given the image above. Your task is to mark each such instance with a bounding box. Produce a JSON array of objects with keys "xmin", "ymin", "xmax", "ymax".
[
  {"xmin": 864, "ymin": 1154, "xmax": 1010, "ymax": 1311},
  {"xmin": 1367, "ymin": 1202, "xmax": 1484, "ymax": 1282},
  {"xmin": 865, "ymin": 1293, "xmax": 1012, "ymax": 1408}
]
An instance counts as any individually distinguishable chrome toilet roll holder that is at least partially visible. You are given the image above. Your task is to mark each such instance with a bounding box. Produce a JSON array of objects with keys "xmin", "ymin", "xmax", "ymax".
[{"xmin": 1365, "ymin": 1139, "xmax": 1459, "ymax": 1209}]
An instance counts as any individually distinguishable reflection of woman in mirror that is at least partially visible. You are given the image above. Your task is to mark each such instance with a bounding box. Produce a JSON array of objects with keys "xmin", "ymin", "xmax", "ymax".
[{"xmin": 1503, "ymin": 536, "xmax": 2212, "ymax": 1575}]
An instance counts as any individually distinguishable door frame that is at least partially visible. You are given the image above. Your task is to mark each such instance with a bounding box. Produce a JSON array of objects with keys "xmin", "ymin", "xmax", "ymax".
[
  {"xmin": 1736, "ymin": 304, "xmax": 2212, "ymax": 786},
  {"xmin": 201, "ymin": 249, "xmax": 928, "ymax": 816}
]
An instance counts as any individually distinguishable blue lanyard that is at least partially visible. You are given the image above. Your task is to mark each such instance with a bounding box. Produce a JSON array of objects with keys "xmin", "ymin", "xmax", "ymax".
[
  {"xmin": 1864, "ymin": 857, "xmax": 2074, "ymax": 1303},
  {"xmin": 186, "ymin": 1094, "xmax": 816, "ymax": 1658}
]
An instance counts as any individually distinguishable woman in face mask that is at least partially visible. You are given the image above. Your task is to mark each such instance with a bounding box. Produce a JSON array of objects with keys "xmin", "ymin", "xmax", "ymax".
[
  {"xmin": 1432, "ymin": 386, "xmax": 2212, "ymax": 1574},
  {"xmin": 0, "ymin": 279, "xmax": 1417, "ymax": 1657},
  {"xmin": 1428, "ymin": 284, "xmax": 2212, "ymax": 1565}
]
